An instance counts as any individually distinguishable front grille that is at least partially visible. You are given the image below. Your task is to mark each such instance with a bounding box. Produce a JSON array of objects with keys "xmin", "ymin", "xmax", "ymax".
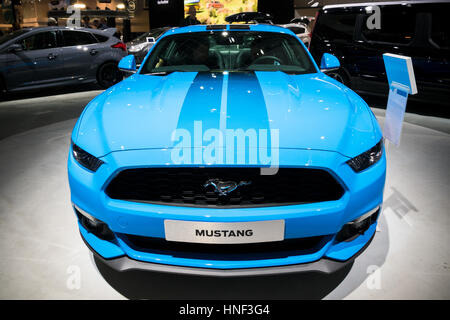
[
  {"xmin": 105, "ymin": 167, "xmax": 344, "ymax": 207},
  {"xmin": 121, "ymin": 234, "xmax": 328, "ymax": 261}
]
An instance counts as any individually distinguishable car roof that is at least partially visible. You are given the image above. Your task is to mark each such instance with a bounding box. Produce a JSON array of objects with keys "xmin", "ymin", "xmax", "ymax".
[
  {"xmin": 161, "ymin": 24, "xmax": 297, "ymax": 38},
  {"xmin": 20, "ymin": 26, "xmax": 87, "ymax": 32},
  {"xmin": 280, "ymin": 23, "xmax": 308, "ymax": 29},
  {"xmin": 18, "ymin": 26, "xmax": 116, "ymax": 36},
  {"xmin": 323, "ymin": 0, "xmax": 449, "ymax": 10},
  {"xmin": 0, "ymin": 26, "xmax": 118, "ymax": 49}
]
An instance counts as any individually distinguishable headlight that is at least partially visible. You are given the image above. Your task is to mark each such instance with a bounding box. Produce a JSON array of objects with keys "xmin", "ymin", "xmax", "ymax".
[
  {"xmin": 346, "ymin": 139, "xmax": 383, "ymax": 172},
  {"xmin": 72, "ymin": 143, "xmax": 104, "ymax": 172},
  {"xmin": 128, "ymin": 42, "xmax": 149, "ymax": 53}
]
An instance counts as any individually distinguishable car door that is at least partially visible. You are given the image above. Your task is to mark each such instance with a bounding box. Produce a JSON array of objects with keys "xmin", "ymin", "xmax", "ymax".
[
  {"xmin": 351, "ymin": 4, "xmax": 418, "ymax": 95},
  {"xmin": 0, "ymin": 43, "xmax": 35, "ymax": 90},
  {"xmin": 309, "ymin": 9, "xmax": 359, "ymax": 77},
  {"xmin": 0, "ymin": 30, "xmax": 63, "ymax": 90},
  {"xmin": 60, "ymin": 30, "xmax": 99, "ymax": 80},
  {"xmin": 14, "ymin": 30, "xmax": 64, "ymax": 86},
  {"xmin": 353, "ymin": 3, "xmax": 450, "ymax": 105},
  {"xmin": 409, "ymin": 3, "xmax": 450, "ymax": 105}
]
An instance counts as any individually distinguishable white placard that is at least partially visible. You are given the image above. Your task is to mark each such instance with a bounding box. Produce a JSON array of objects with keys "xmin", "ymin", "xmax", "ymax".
[
  {"xmin": 164, "ymin": 219, "xmax": 285, "ymax": 244},
  {"xmin": 382, "ymin": 53, "xmax": 418, "ymax": 146},
  {"xmin": 383, "ymin": 53, "xmax": 417, "ymax": 95},
  {"xmin": 383, "ymin": 85, "xmax": 409, "ymax": 146}
]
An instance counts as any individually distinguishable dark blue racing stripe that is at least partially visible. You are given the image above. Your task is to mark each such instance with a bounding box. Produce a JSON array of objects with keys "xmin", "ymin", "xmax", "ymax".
[
  {"xmin": 175, "ymin": 72, "xmax": 224, "ymax": 137},
  {"xmin": 226, "ymin": 71, "xmax": 271, "ymax": 135},
  {"xmin": 174, "ymin": 71, "xmax": 273, "ymax": 165},
  {"xmin": 225, "ymin": 72, "xmax": 273, "ymax": 165}
]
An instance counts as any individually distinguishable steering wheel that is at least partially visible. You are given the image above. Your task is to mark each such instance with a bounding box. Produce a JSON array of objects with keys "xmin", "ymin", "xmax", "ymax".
[{"xmin": 252, "ymin": 55, "xmax": 282, "ymax": 65}]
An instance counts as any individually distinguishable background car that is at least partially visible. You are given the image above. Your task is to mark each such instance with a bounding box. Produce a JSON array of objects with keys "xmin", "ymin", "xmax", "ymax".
[
  {"xmin": 290, "ymin": 16, "xmax": 314, "ymax": 26},
  {"xmin": 126, "ymin": 27, "xmax": 171, "ymax": 65},
  {"xmin": 309, "ymin": 1, "xmax": 450, "ymax": 113},
  {"xmin": 224, "ymin": 12, "xmax": 311, "ymax": 46},
  {"xmin": 280, "ymin": 22, "xmax": 311, "ymax": 47},
  {"xmin": 225, "ymin": 12, "xmax": 274, "ymax": 24},
  {"xmin": 0, "ymin": 26, "xmax": 127, "ymax": 94}
]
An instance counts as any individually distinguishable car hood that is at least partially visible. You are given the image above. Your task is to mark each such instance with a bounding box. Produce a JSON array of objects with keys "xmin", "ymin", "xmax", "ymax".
[{"xmin": 74, "ymin": 71, "xmax": 380, "ymax": 159}]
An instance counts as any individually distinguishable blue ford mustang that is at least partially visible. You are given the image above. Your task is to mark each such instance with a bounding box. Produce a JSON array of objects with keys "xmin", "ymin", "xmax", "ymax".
[{"xmin": 68, "ymin": 24, "xmax": 386, "ymax": 276}]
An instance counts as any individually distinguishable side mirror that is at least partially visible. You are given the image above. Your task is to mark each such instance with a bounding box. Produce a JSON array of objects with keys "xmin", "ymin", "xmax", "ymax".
[
  {"xmin": 118, "ymin": 55, "xmax": 137, "ymax": 73},
  {"xmin": 146, "ymin": 37, "xmax": 155, "ymax": 43},
  {"xmin": 320, "ymin": 53, "xmax": 340, "ymax": 71},
  {"xmin": 8, "ymin": 43, "xmax": 24, "ymax": 53}
]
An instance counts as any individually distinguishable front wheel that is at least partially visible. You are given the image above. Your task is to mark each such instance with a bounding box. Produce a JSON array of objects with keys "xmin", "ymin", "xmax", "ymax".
[
  {"xmin": 97, "ymin": 62, "xmax": 123, "ymax": 89},
  {"xmin": 0, "ymin": 76, "xmax": 7, "ymax": 101}
]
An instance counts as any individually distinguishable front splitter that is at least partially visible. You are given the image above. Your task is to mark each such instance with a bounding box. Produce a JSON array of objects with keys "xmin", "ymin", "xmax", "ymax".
[{"xmin": 86, "ymin": 232, "xmax": 375, "ymax": 277}]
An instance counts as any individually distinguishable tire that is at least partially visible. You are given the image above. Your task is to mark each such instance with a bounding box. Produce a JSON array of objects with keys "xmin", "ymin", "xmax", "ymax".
[
  {"xmin": 97, "ymin": 62, "xmax": 123, "ymax": 89},
  {"xmin": 0, "ymin": 76, "xmax": 7, "ymax": 101},
  {"xmin": 327, "ymin": 68, "xmax": 351, "ymax": 88}
]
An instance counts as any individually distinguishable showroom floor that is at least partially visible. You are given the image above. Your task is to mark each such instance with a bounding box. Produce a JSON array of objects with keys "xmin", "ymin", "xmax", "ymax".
[{"xmin": 0, "ymin": 89, "xmax": 448, "ymax": 299}]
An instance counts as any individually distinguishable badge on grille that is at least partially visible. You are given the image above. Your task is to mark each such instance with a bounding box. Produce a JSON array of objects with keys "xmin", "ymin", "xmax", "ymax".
[{"xmin": 204, "ymin": 179, "xmax": 251, "ymax": 196}]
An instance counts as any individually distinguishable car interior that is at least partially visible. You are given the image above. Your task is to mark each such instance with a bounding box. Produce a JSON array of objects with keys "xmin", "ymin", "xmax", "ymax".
[
  {"xmin": 141, "ymin": 32, "xmax": 316, "ymax": 74},
  {"xmin": 18, "ymin": 31, "xmax": 57, "ymax": 51}
]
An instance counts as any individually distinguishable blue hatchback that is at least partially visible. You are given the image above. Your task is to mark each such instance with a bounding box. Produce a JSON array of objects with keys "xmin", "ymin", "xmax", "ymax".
[{"xmin": 68, "ymin": 24, "xmax": 386, "ymax": 276}]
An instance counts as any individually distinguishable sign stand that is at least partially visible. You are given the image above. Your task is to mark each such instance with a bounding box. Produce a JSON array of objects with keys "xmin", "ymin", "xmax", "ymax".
[{"xmin": 382, "ymin": 53, "xmax": 418, "ymax": 147}]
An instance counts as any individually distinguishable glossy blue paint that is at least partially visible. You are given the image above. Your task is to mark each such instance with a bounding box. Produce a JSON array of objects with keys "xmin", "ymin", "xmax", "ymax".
[
  {"xmin": 320, "ymin": 53, "xmax": 340, "ymax": 70},
  {"xmin": 118, "ymin": 55, "xmax": 136, "ymax": 72},
  {"xmin": 73, "ymin": 72, "xmax": 379, "ymax": 159},
  {"xmin": 114, "ymin": 234, "xmax": 335, "ymax": 269},
  {"xmin": 69, "ymin": 25, "xmax": 386, "ymax": 272},
  {"xmin": 382, "ymin": 53, "xmax": 417, "ymax": 95}
]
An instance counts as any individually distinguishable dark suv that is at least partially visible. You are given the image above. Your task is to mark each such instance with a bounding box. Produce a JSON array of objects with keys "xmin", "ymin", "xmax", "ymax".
[
  {"xmin": 0, "ymin": 26, "xmax": 127, "ymax": 94},
  {"xmin": 309, "ymin": 1, "xmax": 450, "ymax": 109}
]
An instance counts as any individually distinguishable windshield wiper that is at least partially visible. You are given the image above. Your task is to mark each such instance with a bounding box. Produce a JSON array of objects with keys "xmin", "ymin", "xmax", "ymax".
[
  {"xmin": 145, "ymin": 70, "xmax": 185, "ymax": 76},
  {"xmin": 233, "ymin": 68, "xmax": 253, "ymax": 72},
  {"xmin": 233, "ymin": 68, "xmax": 305, "ymax": 75}
]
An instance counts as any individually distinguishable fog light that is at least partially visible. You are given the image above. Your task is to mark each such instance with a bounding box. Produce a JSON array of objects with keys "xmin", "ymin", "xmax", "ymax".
[
  {"xmin": 73, "ymin": 205, "xmax": 114, "ymax": 241},
  {"xmin": 336, "ymin": 207, "xmax": 380, "ymax": 242}
]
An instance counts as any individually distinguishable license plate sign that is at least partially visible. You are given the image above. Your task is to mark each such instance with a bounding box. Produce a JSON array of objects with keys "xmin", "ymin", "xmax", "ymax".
[{"xmin": 164, "ymin": 219, "xmax": 285, "ymax": 244}]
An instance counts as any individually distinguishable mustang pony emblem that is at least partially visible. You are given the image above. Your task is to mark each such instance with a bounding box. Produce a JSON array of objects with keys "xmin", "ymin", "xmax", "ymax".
[{"xmin": 204, "ymin": 179, "xmax": 251, "ymax": 196}]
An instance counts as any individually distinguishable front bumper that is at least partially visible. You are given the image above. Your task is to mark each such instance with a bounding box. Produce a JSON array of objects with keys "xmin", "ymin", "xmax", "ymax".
[
  {"xmin": 87, "ymin": 231, "xmax": 376, "ymax": 277},
  {"xmin": 69, "ymin": 147, "xmax": 386, "ymax": 274}
]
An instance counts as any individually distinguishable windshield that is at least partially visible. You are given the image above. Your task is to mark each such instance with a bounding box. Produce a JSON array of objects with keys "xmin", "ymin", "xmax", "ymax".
[
  {"xmin": 0, "ymin": 29, "xmax": 30, "ymax": 46},
  {"xmin": 140, "ymin": 31, "xmax": 317, "ymax": 74}
]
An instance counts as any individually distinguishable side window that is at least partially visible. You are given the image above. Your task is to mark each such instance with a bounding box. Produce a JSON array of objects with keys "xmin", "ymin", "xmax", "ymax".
[
  {"xmin": 430, "ymin": 5, "xmax": 450, "ymax": 49},
  {"xmin": 313, "ymin": 11, "xmax": 357, "ymax": 41},
  {"xmin": 18, "ymin": 31, "xmax": 57, "ymax": 51},
  {"xmin": 362, "ymin": 5, "xmax": 416, "ymax": 44},
  {"xmin": 92, "ymin": 34, "xmax": 109, "ymax": 43},
  {"xmin": 289, "ymin": 26, "xmax": 306, "ymax": 34},
  {"xmin": 62, "ymin": 31, "xmax": 98, "ymax": 47}
]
